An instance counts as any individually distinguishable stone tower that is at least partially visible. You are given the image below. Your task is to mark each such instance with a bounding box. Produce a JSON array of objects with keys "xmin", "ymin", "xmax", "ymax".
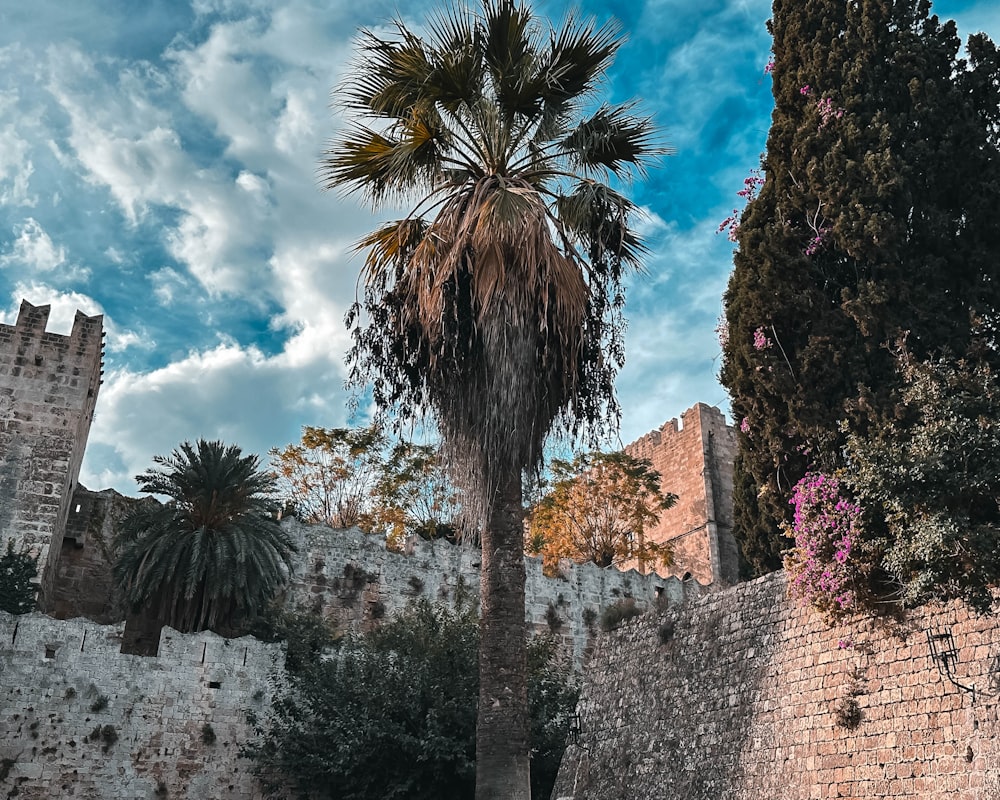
[
  {"xmin": 624, "ymin": 403, "xmax": 739, "ymax": 586},
  {"xmin": 0, "ymin": 300, "xmax": 104, "ymax": 602}
]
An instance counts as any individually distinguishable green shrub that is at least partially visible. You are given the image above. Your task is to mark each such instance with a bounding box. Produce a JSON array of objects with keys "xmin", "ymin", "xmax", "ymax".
[{"xmin": 247, "ymin": 599, "xmax": 578, "ymax": 800}]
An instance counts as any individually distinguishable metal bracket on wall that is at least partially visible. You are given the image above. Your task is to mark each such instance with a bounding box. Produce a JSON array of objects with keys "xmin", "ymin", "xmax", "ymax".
[{"xmin": 926, "ymin": 628, "xmax": 977, "ymax": 705}]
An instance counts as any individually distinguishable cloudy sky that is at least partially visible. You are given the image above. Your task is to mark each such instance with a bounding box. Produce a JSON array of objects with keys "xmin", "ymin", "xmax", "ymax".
[{"xmin": 0, "ymin": 0, "xmax": 996, "ymax": 494}]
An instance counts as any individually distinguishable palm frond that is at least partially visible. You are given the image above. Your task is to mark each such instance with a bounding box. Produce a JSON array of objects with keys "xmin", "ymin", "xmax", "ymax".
[
  {"xmin": 113, "ymin": 439, "xmax": 296, "ymax": 633},
  {"xmin": 555, "ymin": 180, "xmax": 646, "ymax": 267},
  {"xmin": 561, "ymin": 103, "xmax": 667, "ymax": 177},
  {"xmin": 482, "ymin": 0, "xmax": 545, "ymax": 120},
  {"xmin": 540, "ymin": 12, "xmax": 621, "ymax": 112}
]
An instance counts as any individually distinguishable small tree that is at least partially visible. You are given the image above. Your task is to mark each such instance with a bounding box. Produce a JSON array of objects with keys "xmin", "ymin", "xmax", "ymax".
[
  {"xmin": 269, "ymin": 426, "xmax": 459, "ymax": 546},
  {"xmin": 268, "ymin": 424, "xmax": 388, "ymax": 530},
  {"xmin": 526, "ymin": 451, "xmax": 675, "ymax": 574},
  {"xmin": 0, "ymin": 540, "xmax": 38, "ymax": 614},
  {"xmin": 114, "ymin": 440, "xmax": 297, "ymax": 633}
]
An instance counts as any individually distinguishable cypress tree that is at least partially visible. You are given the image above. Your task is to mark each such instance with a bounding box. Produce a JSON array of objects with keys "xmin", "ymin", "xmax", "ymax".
[{"xmin": 722, "ymin": 0, "xmax": 1000, "ymax": 574}]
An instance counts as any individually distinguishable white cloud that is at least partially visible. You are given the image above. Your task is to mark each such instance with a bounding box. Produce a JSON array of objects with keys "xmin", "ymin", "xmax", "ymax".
[
  {"xmin": 149, "ymin": 266, "xmax": 191, "ymax": 306},
  {"xmin": 1, "ymin": 218, "xmax": 66, "ymax": 272},
  {"xmin": 82, "ymin": 336, "xmax": 350, "ymax": 491}
]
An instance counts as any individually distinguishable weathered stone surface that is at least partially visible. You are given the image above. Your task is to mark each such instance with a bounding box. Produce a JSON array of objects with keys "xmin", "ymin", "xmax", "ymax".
[
  {"xmin": 624, "ymin": 403, "xmax": 739, "ymax": 586},
  {"xmin": 0, "ymin": 612, "xmax": 282, "ymax": 799},
  {"xmin": 0, "ymin": 301, "xmax": 103, "ymax": 603},
  {"xmin": 553, "ymin": 571, "xmax": 1000, "ymax": 800},
  {"xmin": 283, "ymin": 519, "xmax": 702, "ymax": 667}
]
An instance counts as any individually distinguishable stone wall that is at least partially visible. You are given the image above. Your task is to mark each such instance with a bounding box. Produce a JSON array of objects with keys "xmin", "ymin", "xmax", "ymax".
[
  {"xmin": 0, "ymin": 611, "xmax": 282, "ymax": 799},
  {"xmin": 283, "ymin": 519, "xmax": 703, "ymax": 667},
  {"xmin": 0, "ymin": 301, "xmax": 104, "ymax": 602},
  {"xmin": 625, "ymin": 403, "xmax": 739, "ymax": 585},
  {"xmin": 44, "ymin": 498, "xmax": 704, "ymax": 666},
  {"xmin": 552, "ymin": 571, "xmax": 1000, "ymax": 800},
  {"xmin": 0, "ymin": 525, "xmax": 701, "ymax": 798},
  {"xmin": 48, "ymin": 488, "xmax": 135, "ymax": 623}
]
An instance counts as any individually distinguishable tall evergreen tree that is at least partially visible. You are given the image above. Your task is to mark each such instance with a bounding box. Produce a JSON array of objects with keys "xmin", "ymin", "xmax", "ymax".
[{"xmin": 722, "ymin": 0, "xmax": 1000, "ymax": 574}]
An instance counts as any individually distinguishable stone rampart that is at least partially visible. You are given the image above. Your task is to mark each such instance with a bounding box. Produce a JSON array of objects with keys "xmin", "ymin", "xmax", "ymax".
[
  {"xmin": 552, "ymin": 571, "xmax": 1000, "ymax": 800},
  {"xmin": 283, "ymin": 519, "xmax": 702, "ymax": 666},
  {"xmin": 0, "ymin": 301, "xmax": 104, "ymax": 602},
  {"xmin": 0, "ymin": 612, "xmax": 282, "ymax": 799},
  {"xmin": 624, "ymin": 403, "xmax": 739, "ymax": 585}
]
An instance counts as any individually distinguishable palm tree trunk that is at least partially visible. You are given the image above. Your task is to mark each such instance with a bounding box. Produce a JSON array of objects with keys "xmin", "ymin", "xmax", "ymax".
[{"xmin": 476, "ymin": 470, "xmax": 530, "ymax": 800}]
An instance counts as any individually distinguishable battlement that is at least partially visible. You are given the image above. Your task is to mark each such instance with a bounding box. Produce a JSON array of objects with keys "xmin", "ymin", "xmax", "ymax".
[
  {"xmin": 624, "ymin": 403, "xmax": 738, "ymax": 585},
  {"xmin": 0, "ymin": 299, "xmax": 105, "ymax": 604}
]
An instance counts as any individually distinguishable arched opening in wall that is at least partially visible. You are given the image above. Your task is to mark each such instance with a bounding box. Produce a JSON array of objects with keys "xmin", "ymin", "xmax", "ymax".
[{"xmin": 681, "ymin": 572, "xmax": 692, "ymax": 581}]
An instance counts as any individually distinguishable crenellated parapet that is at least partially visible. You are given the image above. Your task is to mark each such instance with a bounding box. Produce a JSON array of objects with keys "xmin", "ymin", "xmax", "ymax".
[
  {"xmin": 624, "ymin": 403, "xmax": 739, "ymax": 586},
  {"xmin": 0, "ymin": 300, "xmax": 105, "ymax": 603},
  {"xmin": 284, "ymin": 519, "xmax": 703, "ymax": 666},
  {"xmin": 0, "ymin": 610, "xmax": 281, "ymax": 798}
]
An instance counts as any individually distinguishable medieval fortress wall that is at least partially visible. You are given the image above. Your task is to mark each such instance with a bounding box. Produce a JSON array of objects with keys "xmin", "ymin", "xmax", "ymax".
[
  {"xmin": 9, "ymin": 300, "xmax": 987, "ymax": 799},
  {"xmin": 0, "ymin": 523, "xmax": 698, "ymax": 798},
  {"xmin": 552, "ymin": 572, "xmax": 1000, "ymax": 800},
  {"xmin": 0, "ymin": 301, "xmax": 711, "ymax": 795},
  {"xmin": 624, "ymin": 402, "xmax": 740, "ymax": 586},
  {"xmin": 0, "ymin": 301, "xmax": 104, "ymax": 602}
]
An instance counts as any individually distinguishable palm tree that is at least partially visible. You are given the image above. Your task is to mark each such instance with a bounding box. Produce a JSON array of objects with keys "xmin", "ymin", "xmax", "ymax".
[
  {"xmin": 323, "ymin": 2, "xmax": 663, "ymax": 795},
  {"xmin": 113, "ymin": 440, "xmax": 297, "ymax": 634}
]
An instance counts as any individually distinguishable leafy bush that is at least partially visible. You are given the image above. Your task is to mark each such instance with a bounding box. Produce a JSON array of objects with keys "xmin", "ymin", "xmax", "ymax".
[
  {"xmin": 248, "ymin": 600, "xmax": 578, "ymax": 799},
  {"xmin": 249, "ymin": 605, "xmax": 338, "ymax": 675},
  {"xmin": 845, "ymin": 351, "xmax": 1000, "ymax": 613},
  {"xmin": 0, "ymin": 540, "xmax": 38, "ymax": 614}
]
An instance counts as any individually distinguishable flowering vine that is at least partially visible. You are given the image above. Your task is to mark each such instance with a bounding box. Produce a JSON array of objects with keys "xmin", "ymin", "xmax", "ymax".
[
  {"xmin": 717, "ymin": 169, "xmax": 764, "ymax": 242},
  {"xmin": 715, "ymin": 315, "xmax": 730, "ymax": 349},
  {"xmin": 784, "ymin": 472, "xmax": 863, "ymax": 618},
  {"xmin": 752, "ymin": 326, "xmax": 772, "ymax": 351}
]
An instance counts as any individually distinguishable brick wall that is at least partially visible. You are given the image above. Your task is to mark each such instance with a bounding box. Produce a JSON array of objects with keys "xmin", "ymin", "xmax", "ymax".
[
  {"xmin": 625, "ymin": 403, "xmax": 739, "ymax": 585},
  {"xmin": 0, "ymin": 301, "xmax": 103, "ymax": 602},
  {"xmin": 552, "ymin": 571, "xmax": 1000, "ymax": 800}
]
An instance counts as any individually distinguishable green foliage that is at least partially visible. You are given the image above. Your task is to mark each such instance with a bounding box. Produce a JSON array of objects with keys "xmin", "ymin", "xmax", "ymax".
[
  {"xmin": 844, "ymin": 349, "xmax": 1000, "ymax": 614},
  {"xmin": 525, "ymin": 451, "xmax": 675, "ymax": 574},
  {"xmin": 249, "ymin": 605, "xmax": 338, "ymax": 675},
  {"xmin": 0, "ymin": 539, "xmax": 38, "ymax": 615},
  {"xmin": 526, "ymin": 635, "xmax": 579, "ymax": 798},
  {"xmin": 248, "ymin": 600, "xmax": 579, "ymax": 800},
  {"xmin": 113, "ymin": 439, "xmax": 297, "ymax": 633},
  {"xmin": 721, "ymin": 0, "xmax": 1000, "ymax": 571}
]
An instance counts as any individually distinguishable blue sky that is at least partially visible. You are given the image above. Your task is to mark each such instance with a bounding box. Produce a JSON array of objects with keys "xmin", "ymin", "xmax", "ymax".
[{"xmin": 0, "ymin": 0, "xmax": 997, "ymax": 493}]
